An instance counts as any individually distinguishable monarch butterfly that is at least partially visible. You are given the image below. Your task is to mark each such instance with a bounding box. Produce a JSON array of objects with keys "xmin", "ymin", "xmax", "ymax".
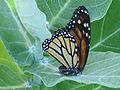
[{"xmin": 42, "ymin": 6, "xmax": 91, "ymax": 76}]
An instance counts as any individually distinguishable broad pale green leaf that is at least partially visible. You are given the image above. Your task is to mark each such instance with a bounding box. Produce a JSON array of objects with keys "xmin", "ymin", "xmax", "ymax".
[
  {"xmin": 13, "ymin": 0, "xmax": 51, "ymax": 63},
  {"xmin": 26, "ymin": 51, "xmax": 120, "ymax": 88},
  {"xmin": 0, "ymin": 0, "xmax": 35, "ymax": 66},
  {"xmin": 13, "ymin": 0, "xmax": 51, "ymax": 42},
  {"xmin": 0, "ymin": 40, "xmax": 29, "ymax": 89},
  {"xmin": 36, "ymin": 0, "xmax": 112, "ymax": 31},
  {"xmin": 0, "ymin": 0, "xmax": 50, "ymax": 66}
]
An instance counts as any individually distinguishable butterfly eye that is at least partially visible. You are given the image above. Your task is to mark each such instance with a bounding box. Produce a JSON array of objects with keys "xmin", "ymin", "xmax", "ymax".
[{"xmin": 42, "ymin": 5, "xmax": 91, "ymax": 76}]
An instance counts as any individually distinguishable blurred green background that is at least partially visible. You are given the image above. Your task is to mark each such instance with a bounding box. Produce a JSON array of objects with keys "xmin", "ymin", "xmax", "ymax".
[{"xmin": 0, "ymin": 0, "xmax": 120, "ymax": 90}]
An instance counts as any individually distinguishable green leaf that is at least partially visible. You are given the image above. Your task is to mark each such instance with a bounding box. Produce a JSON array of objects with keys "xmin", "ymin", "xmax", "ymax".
[
  {"xmin": 13, "ymin": 0, "xmax": 52, "ymax": 64},
  {"xmin": 26, "ymin": 51, "xmax": 120, "ymax": 88},
  {"xmin": 90, "ymin": 0, "xmax": 120, "ymax": 53},
  {"xmin": 0, "ymin": 0, "xmax": 50, "ymax": 66},
  {"xmin": 0, "ymin": 39, "xmax": 42, "ymax": 90},
  {"xmin": 0, "ymin": 0, "xmax": 35, "ymax": 66},
  {"xmin": 0, "ymin": 40, "xmax": 28, "ymax": 89},
  {"xmin": 13, "ymin": 0, "xmax": 51, "ymax": 42},
  {"xmin": 26, "ymin": 0, "xmax": 120, "ymax": 89},
  {"xmin": 40, "ymin": 81, "xmax": 120, "ymax": 90},
  {"xmin": 36, "ymin": 0, "xmax": 112, "ymax": 31}
]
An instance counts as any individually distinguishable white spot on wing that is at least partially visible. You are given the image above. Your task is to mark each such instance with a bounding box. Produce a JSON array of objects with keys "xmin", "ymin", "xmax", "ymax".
[
  {"xmin": 86, "ymin": 23, "xmax": 89, "ymax": 27},
  {"xmin": 88, "ymin": 27, "xmax": 90, "ymax": 30},
  {"xmin": 89, "ymin": 44, "xmax": 90, "ymax": 47},
  {"xmin": 77, "ymin": 19, "xmax": 81, "ymax": 24},
  {"xmin": 64, "ymin": 32, "xmax": 66, "ymax": 34},
  {"xmin": 43, "ymin": 45, "xmax": 45, "ymax": 48},
  {"xmin": 88, "ymin": 35, "xmax": 90, "ymax": 39},
  {"xmin": 86, "ymin": 33, "xmax": 88, "ymax": 37},
  {"xmin": 73, "ymin": 20, "xmax": 75, "ymax": 23},
  {"xmin": 83, "ymin": 23, "xmax": 87, "ymax": 27},
  {"xmin": 72, "ymin": 39, "xmax": 75, "ymax": 42},
  {"xmin": 75, "ymin": 48, "xmax": 78, "ymax": 52},
  {"xmin": 84, "ymin": 10, "xmax": 87, "ymax": 14},
  {"xmin": 53, "ymin": 34, "xmax": 55, "ymax": 37}
]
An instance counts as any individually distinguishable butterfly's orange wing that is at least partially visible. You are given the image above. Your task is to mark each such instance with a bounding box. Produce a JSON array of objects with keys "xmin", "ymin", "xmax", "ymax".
[{"xmin": 64, "ymin": 6, "xmax": 91, "ymax": 71}]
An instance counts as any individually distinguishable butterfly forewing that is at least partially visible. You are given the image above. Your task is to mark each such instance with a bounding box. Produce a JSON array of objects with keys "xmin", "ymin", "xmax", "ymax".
[{"xmin": 64, "ymin": 6, "xmax": 91, "ymax": 71}]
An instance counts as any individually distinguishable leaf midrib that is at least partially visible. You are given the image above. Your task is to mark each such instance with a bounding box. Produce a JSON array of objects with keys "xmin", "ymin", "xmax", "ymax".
[
  {"xmin": 90, "ymin": 28, "xmax": 120, "ymax": 50},
  {"xmin": 50, "ymin": 0, "xmax": 71, "ymax": 25}
]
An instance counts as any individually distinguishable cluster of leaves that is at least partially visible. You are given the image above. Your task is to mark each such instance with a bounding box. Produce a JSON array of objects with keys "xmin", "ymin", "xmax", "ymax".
[{"xmin": 0, "ymin": 0, "xmax": 120, "ymax": 90}]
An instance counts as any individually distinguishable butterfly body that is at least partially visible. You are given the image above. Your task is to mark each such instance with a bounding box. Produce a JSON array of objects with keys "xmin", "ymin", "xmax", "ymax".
[{"xmin": 42, "ymin": 6, "xmax": 91, "ymax": 76}]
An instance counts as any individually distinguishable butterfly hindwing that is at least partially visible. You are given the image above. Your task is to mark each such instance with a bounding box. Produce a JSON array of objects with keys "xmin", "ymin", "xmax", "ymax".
[{"xmin": 42, "ymin": 30, "xmax": 79, "ymax": 71}]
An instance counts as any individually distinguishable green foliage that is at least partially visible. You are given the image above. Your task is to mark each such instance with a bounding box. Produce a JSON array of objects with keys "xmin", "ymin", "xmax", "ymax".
[
  {"xmin": 27, "ymin": 52, "xmax": 120, "ymax": 88},
  {"xmin": 36, "ymin": 0, "xmax": 112, "ymax": 30},
  {"xmin": 0, "ymin": 0, "xmax": 120, "ymax": 90},
  {"xmin": 0, "ymin": 40, "xmax": 28, "ymax": 89},
  {"xmin": 91, "ymin": 0, "xmax": 120, "ymax": 52},
  {"xmin": 0, "ymin": 0, "xmax": 35, "ymax": 66}
]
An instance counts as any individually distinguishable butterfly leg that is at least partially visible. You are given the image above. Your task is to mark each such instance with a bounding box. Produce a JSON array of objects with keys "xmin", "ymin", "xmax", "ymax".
[
  {"xmin": 59, "ymin": 66, "xmax": 80, "ymax": 76},
  {"xmin": 69, "ymin": 67, "xmax": 80, "ymax": 76}
]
